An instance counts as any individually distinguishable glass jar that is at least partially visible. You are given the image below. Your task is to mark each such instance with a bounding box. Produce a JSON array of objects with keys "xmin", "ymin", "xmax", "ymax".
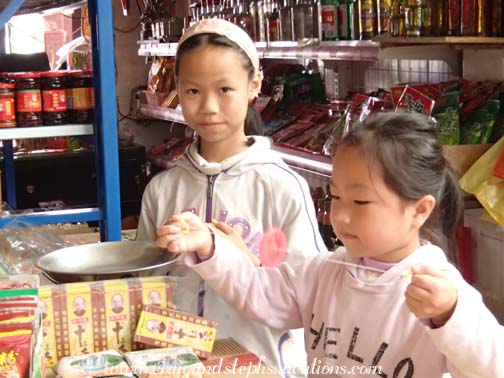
[
  {"xmin": 67, "ymin": 70, "xmax": 94, "ymax": 124},
  {"xmin": 14, "ymin": 72, "xmax": 43, "ymax": 127},
  {"xmin": 41, "ymin": 71, "xmax": 68, "ymax": 126},
  {"xmin": 0, "ymin": 76, "xmax": 16, "ymax": 128}
]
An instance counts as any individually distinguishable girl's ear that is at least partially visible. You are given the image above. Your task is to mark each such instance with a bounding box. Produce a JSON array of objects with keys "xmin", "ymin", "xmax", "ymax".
[
  {"xmin": 248, "ymin": 73, "xmax": 262, "ymax": 101},
  {"xmin": 412, "ymin": 194, "xmax": 436, "ymax": 229}
]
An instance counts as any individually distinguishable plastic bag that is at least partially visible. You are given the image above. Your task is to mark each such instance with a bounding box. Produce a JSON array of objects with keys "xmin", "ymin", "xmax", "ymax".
[
  {"xmin": 459, "ymin": 136, "xmax": 504, "ymax": 227},
  {"xmin": 0, "ymin": 206, "xmax": 72, "ymax": 275}
]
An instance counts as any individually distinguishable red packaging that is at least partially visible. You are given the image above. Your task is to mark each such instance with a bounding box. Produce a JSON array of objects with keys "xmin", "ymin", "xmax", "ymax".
[
  {"xmin": 411, "ymin": 84, "xmax": 442, "ymax": 101},
  {"xmin": 395, "ymin": 86, "xmax": 436, "ymax": 116},
  {"xmin": 493, "ymin": 151, "xmax": 504, "ymax": 179},
  {"xmin": 0, "ymin": 324, "xmax": 33, "ymax": 378},
  {"xmin": 270, "ymin": 121, "xmax": 314, "ymax": 143},
  {"xmin": 391, "ymin": 85, "xmax": 406, "ymax": 107}
]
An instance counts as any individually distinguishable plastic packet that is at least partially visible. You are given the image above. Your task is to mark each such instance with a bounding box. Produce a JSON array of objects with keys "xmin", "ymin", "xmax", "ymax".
[
  {"xmin": 461, "ymin": 99, "xmax": 500, "ymax": 144},
  {"xmin": 432, "ymin": 91, "xmax": 461, "ymax": 145}
]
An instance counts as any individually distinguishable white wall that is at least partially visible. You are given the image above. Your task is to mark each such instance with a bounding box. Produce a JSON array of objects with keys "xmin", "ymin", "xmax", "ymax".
[{"xmin": 112, "ymin": 1, "xmax": 181, "ymax": 148}]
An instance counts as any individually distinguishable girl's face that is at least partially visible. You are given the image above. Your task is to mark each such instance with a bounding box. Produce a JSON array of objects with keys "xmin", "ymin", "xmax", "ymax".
[
  {"xmin": 177, "ymin": 44, "xmax": 260, "ymax": 161},
  {"xmin": 330, "ymin": 145, "xmax": 422, "ymax": 262}
]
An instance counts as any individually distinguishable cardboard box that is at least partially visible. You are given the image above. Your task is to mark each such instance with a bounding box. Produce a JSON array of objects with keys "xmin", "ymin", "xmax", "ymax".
[{"xmin": 443, "ymin": 143, "xmax": 493, "ymax": 177}]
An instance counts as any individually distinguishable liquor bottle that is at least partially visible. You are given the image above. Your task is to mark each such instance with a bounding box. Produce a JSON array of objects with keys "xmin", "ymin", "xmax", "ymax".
[
  {"xmin": 350, "ymin": 0, "xmax": 361, "ymax": 39},
  {"xmin": 377, "ymin": 0, "xmax": 391, "ymax": 34},
  {"xmin": 491, "ymin": 0, "xmax": 503, "ymax": 36},
  {"xmin": 359, "ymin": 0, "xmax": 377, "ymax": 39},
  {"xmin": 421, "ymin": 0, "xmax": 432, "ymax": 35},
  {"xmin": 477, "ymin": 0, "xmax": 491, "ymax": 35},
  {"xmin": 294, "ymin": 0, "xmax": 314, "ymax": 40},
  {"xmin": 236, "ymin": 0, "xmax": 256, "ymax": 37},
  {"xmin": 338, "ymin": 0, "xmax": 351, "ymax": 39},
  {"xmin": 267, "ymin": 0, "xmax": 281, "ymax": 40},
  {"xmin": 389, "ymin": 0, "xmax": 401, "ymax": 35},
  {"xmin": 448, "ymin": 0, "xmax": 461, "ymax": 35},
  {"xmin": 461, "ymin": 0, "xmax": 477, "ymax": 35},
  {"xmin": 430, "ymin": 0, "xmax": 447, "ymax": 35},
  {"xmin": 405, "ymin": 0, "xmax": 423, "ymax": 37},
  {"xmin": 279, "ymin": 0, "xmax": 295, "ymax": 40},
  {"xmin": 304, "ymin": 0, "xmax": 316, "ymax": 39},
  {"xmin": 321, "ymin": 0, "xmax": 339, "ymax": 40}
]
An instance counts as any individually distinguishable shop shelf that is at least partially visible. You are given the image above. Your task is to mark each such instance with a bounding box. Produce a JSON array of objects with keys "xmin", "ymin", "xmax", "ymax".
[
  {"xmin": 138, "ymin": 40, "xmax": 380, "ymax": 61},
  {"xmin": 374, "ymin": 35, "xmax": 504, "ymax": 46},
  {"xmin": 140, "ymin": 105, "xmax": 186, "ymax": 124},
  {"xmin": 0, "ymin": 124, "xmax": 93, "ymax": 140},
  {"xmin": 0, "ymin": 208, "xmax": 101, "ymax": 228},
  {"xmin": 273, "ymin": 145, "xmax": 332, "ymax": 177},
  {"xmin": 0, "ymin": 0, "xmax": 122, "ymax": 241},
  {"xmin": 138, "ymin": 40, "xmax": 178, "ymax": 56}
]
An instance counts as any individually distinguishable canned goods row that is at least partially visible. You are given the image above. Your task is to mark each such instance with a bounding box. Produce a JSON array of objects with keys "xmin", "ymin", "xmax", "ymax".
[{"xmin": 0, "ymin": 70, "xmax": 95, "ymax": 128}]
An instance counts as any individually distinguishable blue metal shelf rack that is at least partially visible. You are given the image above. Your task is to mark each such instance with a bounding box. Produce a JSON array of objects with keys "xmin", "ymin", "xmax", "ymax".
[{"xmin": 0, "ymin": 0, "xmax": 122, "ymax": 241}]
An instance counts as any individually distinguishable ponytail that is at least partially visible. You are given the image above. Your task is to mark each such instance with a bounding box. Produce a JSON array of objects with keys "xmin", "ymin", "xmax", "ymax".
[
  {"xmin": 438, "ymin": 166, "xmax": 463, "ymax": 250},
  {"xmin": 244, "ymin": 104, "xmax": 263, "ymax": 137}
]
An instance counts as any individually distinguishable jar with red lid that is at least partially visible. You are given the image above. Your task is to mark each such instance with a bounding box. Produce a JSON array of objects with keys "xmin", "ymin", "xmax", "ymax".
[
  {"xmin": 67, "ymin": 70, "xmax": 94, "ymax": 124},
  {"xmin": 14, "ymin": 72, "xmax": 43, "ymax": 127},
  {"xmin": 41, "ymin": 71, "xmax": 67, "ymax": 125},
  {"xmin": 0, "ymin": 75, "xmax": 16, "ymax": 128}
]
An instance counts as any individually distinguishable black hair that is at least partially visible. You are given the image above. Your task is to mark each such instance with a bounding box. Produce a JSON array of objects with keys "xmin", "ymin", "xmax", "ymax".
[
  {"xmin": 340, "ymin": 112, "xmax": 463, "ymax": 252},
  {"xmin": 175, "ymin": 33, "xmax": 263, "ymax": 142}
]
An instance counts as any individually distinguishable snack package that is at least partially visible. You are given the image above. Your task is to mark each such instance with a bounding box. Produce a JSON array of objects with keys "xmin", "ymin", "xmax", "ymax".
[
  {"xmin": 134, "ymin": 305, "xmax": 218, "ymax": 358},
  {"xmin": 395, "ymin": 85, "xmax": 436, "ymax": 116},
  {"xmin": 462, "ymin": 100, "xmax": 500, "ymax": 144},
  {"xmin": 124, "ymin": 346, "xmax": 205, "ymax": 378},
  {"xmin": 432, "ymin": 91, "xmax": 461, "ymax": 145},
  {"xmin": 0, "ymin": 323, "xmax": 33, "ymax": 378},
  {"xmin": 56, "ymin": 350, "xmax": 131, "ymax": 378}
]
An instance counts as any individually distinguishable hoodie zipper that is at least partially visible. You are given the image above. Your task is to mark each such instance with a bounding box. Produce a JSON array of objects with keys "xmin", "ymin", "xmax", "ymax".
[{"xmin": 205, "ymin": 174, "xmax": 218, "ymax": 223}]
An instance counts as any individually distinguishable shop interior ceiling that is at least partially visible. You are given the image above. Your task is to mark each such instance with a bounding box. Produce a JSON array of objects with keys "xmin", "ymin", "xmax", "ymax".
[{"xmin": 0, "ymin": 0, "xmax": 82, "ymax": 14}]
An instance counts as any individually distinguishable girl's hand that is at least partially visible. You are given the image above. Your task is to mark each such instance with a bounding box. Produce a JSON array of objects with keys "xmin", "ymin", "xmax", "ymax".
[
  {"xmin": 404, "ymin": 265, "xmax": 458, "ymax": 327},
  {"xmin": 156, "ymin": 212, "xmax": 214, "ymax": 257},
  {"xmin": 211, "ymin": 220, "xmax": 261, "ymax": 266}
]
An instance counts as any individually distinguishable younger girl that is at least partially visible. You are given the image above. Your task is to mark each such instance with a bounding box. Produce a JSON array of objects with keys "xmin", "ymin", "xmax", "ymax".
[
  {"xmin": 158, "ymin": 112, "xmax": 504, "ymax": 377},
  {"xmin": 136, "ymin": 19, "xmax": 326, "ymax": 374}
]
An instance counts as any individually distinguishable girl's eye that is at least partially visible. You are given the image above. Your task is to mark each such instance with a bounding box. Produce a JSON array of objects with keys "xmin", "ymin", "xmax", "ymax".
[
  {"xmin": 354, "ymin": 200, "xmax": 370, "ymax": 206},
  {"xmin": 330, "ymin": 194, "xmax": 340, "ymax": 201},
  {"xmin": 220, "ymin": 87, "xmax": 232, "ymax": 93},
  {"xmin": 186, "ymin": 89, "xmax": 199, "ymax": 95}
]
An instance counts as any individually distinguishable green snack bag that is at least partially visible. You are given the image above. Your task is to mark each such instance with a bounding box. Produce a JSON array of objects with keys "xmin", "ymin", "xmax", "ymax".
[
  {"xmin": 433, "ymin": 91, "xmax": 460, "ymax": 145},
  {"xmin": 461, "ymin": 100, "xmax": 500, "ymax": 144}
]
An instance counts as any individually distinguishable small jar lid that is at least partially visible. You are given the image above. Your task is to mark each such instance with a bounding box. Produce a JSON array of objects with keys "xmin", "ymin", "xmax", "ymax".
[
  {"xmin": 41, "ymin": 71, "xmax": 68, "ymax": 78},
  {"xmin": 68, "ymin": 70, "xmax": 93, "ymax": 77},
  {"xmin": 0, "ymin": 83, "xmax": 15, "ymax": 89},
  {"xmin": 12, "ymin": 72, "xmax": 42, "ymax": 79}
]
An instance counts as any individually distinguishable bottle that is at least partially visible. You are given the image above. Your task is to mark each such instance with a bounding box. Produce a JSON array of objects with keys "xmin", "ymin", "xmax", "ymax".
[
  {"xmin": 304, "ymin": 0, "xmax": 316, "ymax": 39},
  {"xmin": 389, "ymin": 0, "xmax": 401, "ymax": 35},
  {"xmin": 279, "ymin": 0, "xmax": 295, "ymax": 40},
  {"xmin": 448, "ymin": 0, "xmax": 461, "ymax": 35},
  {"xmin": 405, "ymin": 0, "xmax": 423, "ymax": 37},
  {"xmin": 461, "ymin": 0, "xmax": 477, "ymax": 35},
  {"xmin": 377, "ymin": 0, "xmax": 391, "ymax": 34},
  {"xmin": 477, "ymin": 0, "xmax": 491, "ymax": 35},
  {"xmin": 294, "ymin": 0, "xmax": 314, "ymax": 40},
  {"xmin": 321, "ymin": 0, "xmax": 339, "ymax": 40},
  {"xmin": 491, "ymin": 0, "xmax": 503, "ymax": 36},
  {"xmin": 236, "ymin": 1, "xmax": 256, "ymax": 37},
  {"xmin": 359, "ymin": 0, "xmax": 377, "ymax": 39},
  {"xmin": 350, "ymin": 0, "xmax": 361, "ymax": 39},
  {"xmin": 338, "ymin": 0, "xmax": 352, "ymax": 39},
  {"xmin": 421, "ymin": 0, "xmax": 432, "ymax": 35},
  {"xmin": 267, "ymin": 0, "xmax": 281, "ymax": 40}
]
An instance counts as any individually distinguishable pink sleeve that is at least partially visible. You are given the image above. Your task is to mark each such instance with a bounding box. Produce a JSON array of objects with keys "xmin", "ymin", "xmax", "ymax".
[{"xmin": 184, "ymin": 233, "xmax": 321, "ymax": 330}]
